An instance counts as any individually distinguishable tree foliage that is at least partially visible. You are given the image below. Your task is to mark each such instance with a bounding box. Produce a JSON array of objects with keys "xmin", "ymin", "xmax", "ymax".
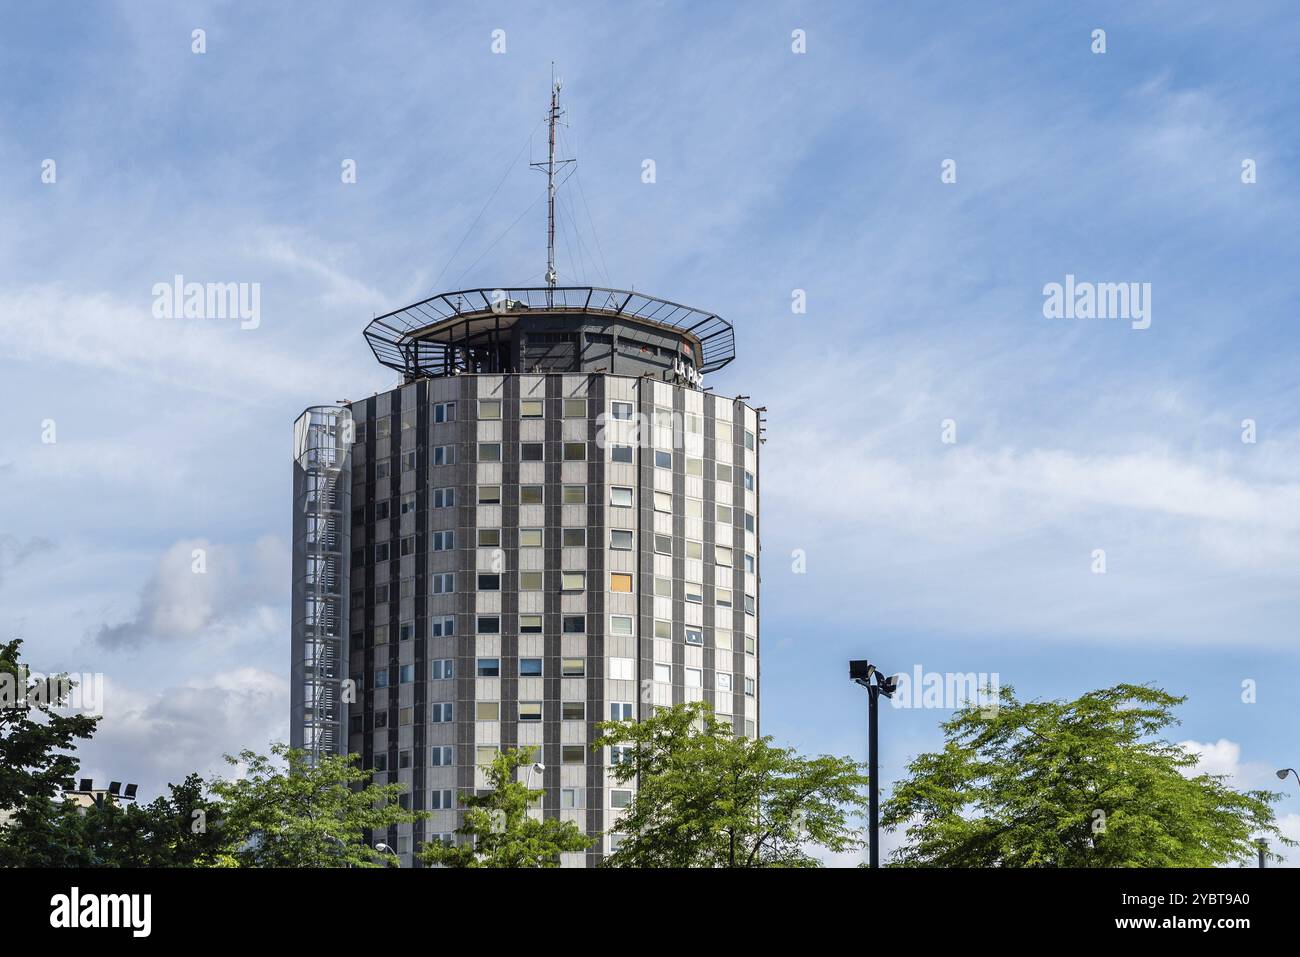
[
  {"xmin": 0, "ymin": 639, "xmax": 99, "ymax": 814},
  {"xmin": 594, "ymin": 701, "xmax": 868, "ymax": 867},
  {"xmin": 209, "ymin": 743, "xmax": 421, "ymax": 867},
  {"xmin": 419, "ymin": 748, "xmax": 592, "ymax": 867},
  {"xmin": 883, "ymin": 683, "xmax": 1292, "ymax": 867}
]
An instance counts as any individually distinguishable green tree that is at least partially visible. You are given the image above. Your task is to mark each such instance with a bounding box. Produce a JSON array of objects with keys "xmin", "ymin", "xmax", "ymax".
[
  {"xmin": 883, "ymin": 683, "xmax": 1292, "ymax": 867},
  {"xmin": 594, "ymin": 701, "xmax": 869, "ymax": 867},
  {"xmin": 0, "ymin": 639, "xmax": 99, "ymax": 815},
  {"xmin": 419, "ymin": 748, "xmax": 592, "ymax": 867},
  {"xmin": 210, "ymin": 743, "xmax": 421, "ymax": 867}
]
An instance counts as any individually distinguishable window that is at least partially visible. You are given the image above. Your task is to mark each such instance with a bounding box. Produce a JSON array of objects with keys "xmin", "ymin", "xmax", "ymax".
[
  {"xmin": 520, "ymin": 442, "xmax": 544, "ymax": 462},
  {"xmin": 654, "ymin": 619, "xmax": 671, "ymax": 640},
  {"xmin": 609, "ymin": 615, "xmax": 633, "ymax": 636},
  {"xmin": 744, "ymin": 512, "xmax": 755, "ymax": 533},
  {"xmin": 686, "ymin": 583, "xmax": 704, "ymax": 604},
  {"xmin": 685, "ymin": 413, "xmax": 702, "ymax": 434},
  {"xmin": 477, "ymin": 528, "xmax": 500, "ymax": 547},
  {"xmin": 744, "ymin": 677, "xmax": 756, "ymax": 696},
  {"xmin": 685, "ymin": 498, "xmax": 703, "ymax": 519},
  {"xmin": 610, "ymin": 486, "xmax": 633, "ymax": 507},
  {"xmin": 519, "ymin": 527, "xmax": 543, "ymax": 547},
  {"xmin": 560, "ymin": 788, "xmax": 584, "ymax": 808},
  {"xmin": 477, "ymin": 573, "xmax": 500, "ymax": 591},
  {"xmin": 521, "ymin": 398, "xmax": 545, "ymax": 417},
  {"xmin": 562, "ymin": 745, "xmax": 585, "ymax": 764},
  {"xmin": 432, "ymin": 529, "xmax": 455, "ymax": 551},
  {"xmin": 376, "ymin": 417, "xmax": 392, "ymax": 438},
  {"xmin": 430, "ymin": 790, "xmax": 455, "ymax": 810},
  {"xmin": 746, "ymin": 635, "xmax": 757, "ymax": 655},
  {"xmin": 432, "ymin": 444, "xmax": 456, "ymax": 466},
  {"xmin": 610, "ymin": 573, "xmax": 633, "ymax": 593},
  {"xmin": 654, "ymin": 663, "xmax": 672, "ymax": 683},
  {"xmin": 518, "ymin": 702, "xmax": 542, "ymax": 722},
  {"xmin": 400, "ymin": 536, "xmax": 415, "ymax": 556},
  {"xmin": 519, "ymin": 571, "xmax": 543, "ymax": 590},
  {"xmin": 654, "ymin": 450, "xmax": 672, "ymax": 469},
  {"xmin": 744, "ymin": 429, "xmax": 755, "ymax": 450},
  {"xmin": 374, "ymin": 624, "xmax": 389, "ymax": 645},
  {"xmin": 374, "ymin": 501, "xmax": 389, "ymax": 521},
  {"xmin": 478, "ymin": 442, "xmax": 502, "ymax": 462},
  {"xmin": 476, "ymin": 701, "xmax": 501, "ymax": 720},
  {"xmin": 716, "ymin": 587, "xmax": 732, "ymax": 608},
  {"xmin": 717, "ymin": 420, "xmax": 733, "ymax": 444},
  {"xmin": 430, "ymin": 616, "xmax": 455, "ymax": 637},
  {"xmin": 477, "ymin": 485, "xmax": 501, "ymax": 505},
  {"xmin": 373, "ymin": 668, "xmax": 388, "ymax": 688},
  {"xmin": 402, "ymin": 450, "xmax": 417, "ymax": 471},
  {"xmin": 716, "ymin": 630, "xmax": 733, "ymax": 651},
  {"xmin": 745, "ymin": 594, "xmax": 757, "ymax": 615},
  {"xmin": 610, "ymin": 657, "xmax": 635, "ymax": 681},
  {"xmin": 433, "ymin": 486, "xmax": 456, "ymax": 508},
  {"xmin": 685, "ymin": 667, "xmax": 702, "ymax": 688},
  {"xmin": 561, "ymin": 701, "xmax": 585, "ymax": 720},
  {"xmin": 399, "ymin": 749, "xmax": 412, "ymax": 769},
  {"xmin": 653, "ymin": 491, "xmax": 672, "ymax": 513},
  {"xmin": 431, "ymin": 659, "xmax": 454, "ymax": 680},
  {"xmin": 654, "ymin": 577, "xmax": 672, "ymax": 597},
  {"xmin": 685, "ymin": 457, "xmax": 702, "ymax": 476},
  {"xmin": 520, "ymin": 485, "xmax": 543, "ymax": 504},
  {"xmin": 561, "ymin": 571, "xmax": 585, "ymax": 591},
  {"xmin": 561, "ymin": 657, "xmax": 586, "ymax": 677},
  {"xmin": 744, "ymin": 470, "xmax": 755, "ymax": 491},
  {"xmin": 610, "ymin": 745, "xmax": 632, "ymax": 765},
  {"xmin": 432, "ymin": 572, "xmax": 455, "ymax": 594},
  {"xmin": 563, "ymin": 397, "xmax": 587, "ymax": 418},
  {"xmin": 685, "ymin": 540, "xmax": 703, "ymax": 560},
  {"xmin": 433, "ymin": 401, "xmax": 456, "ymax": 423},
  {"xmin": 744, "ymin": 553, "xmax": 756, "ymax": 574},
  {"xmin": 431, "ymin": 745, "xmax": 453, "ymax": 766},
  {"xmin": 685, "ymin": 628, "xmax": 703, "ymax": 646},
  {"xmin": 478, "ymin": 400, "xmax": 502, "ymax": 420},
  {"xmin": 476, "ymin": 616, "xmax": 500, "ymax": 634},
  {"xmin": 654, "ymin": 534, "xmax": 672, "ymax": 555},
  {"xmin": 374, "ymin": 583, "xmax": 390, "ymax": 604},
  {"xmin": 477, "ymin": 658, "xmax": 500, "ymax": 677},
  {"xmin": 400, "ymin": 493, "xmax": 416, "ymax": 514},
  {"xmin": 716, "ymin": 504, "xmax": 733, "ymax": 524},
  {"xmin": 563, "ymin": 615, "xmax": 585, "ymax": 634},
  {"xmin": 610, "ymin": 529, "xmax": 633, "ymax": 550},
  {"xmin": 374, "ymin": 753, "xmax": 388, "ymax": 772},
  {"xmin": 717, "ymin": 672, "xmax": 733, "ymax": 692},
  {"xmin": 610, "ymin": 444, "xmax": 634, "ymax": 464},
  {"xmin": 611, "ymin": 789, "xmax": 633, "ymax": 809},
  {"xmin": 563, "ymin": 485, "xmax": 586, "ymax": 504},
  {"xmin": 716, "ymin": 545, "xmax": 733, "ymax": 567},
  {"xmin": 563, "ymin": 442, "xmax": 586, "ymax": 461},
  {"xmin": 611, "ymin": 401, "xmax": 634, "ymax": 420},
  {"xmin": 610, "ymin": 701, "xmax": 633, "ymax": 721},
  {"xmin": 375, "ymin": 460, "xmax": 390, "ymax": 480},
  {"xmin": 519, "ymin": 614, "xmax": 543, "ymax": 634},
  {"xmin": 399, "ymin": 623, "xmax": 413, "ymax": 642},
  {"xmin": 431, "ymin": 702, "xmax": 454, "ymax": 722},
  {"xmin": 653, "ymin": 408, "xmax": 674, "ymax": 430},
  {"xmin": 520, "ymin": 658, "xmax": 543, "ymax": 677},
  {"xmin": 476, "ymin": 746, "xmax": 499, "ymax": 766},
  {"xmin": 562, "ymin": 528, "xmax": 586, "ymax": 547}
]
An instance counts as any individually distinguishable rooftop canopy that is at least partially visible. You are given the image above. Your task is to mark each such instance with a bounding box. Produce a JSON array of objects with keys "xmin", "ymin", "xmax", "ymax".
[{"xmin": 363, "ymin": 286, "xmax": 735, "ymax": 380}]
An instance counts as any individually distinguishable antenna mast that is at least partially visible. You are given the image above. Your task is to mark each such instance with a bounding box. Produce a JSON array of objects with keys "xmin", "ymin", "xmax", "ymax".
[{"xmin": 532, "ymin": 66, "xmax": 573, "ymax": 304}]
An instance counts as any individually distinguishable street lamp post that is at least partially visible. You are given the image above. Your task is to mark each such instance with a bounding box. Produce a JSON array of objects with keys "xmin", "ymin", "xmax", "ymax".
[
  {"xmin": 1276, "ymin": 768, "xmax": 1299, "ymax": 788},
  {"xmin": 849, "ymin": 660, "xmax": 899, "ymax": 869},
  {"xmin": 374, "ymin": 842, "xmax": 399, "ymax": 867}
]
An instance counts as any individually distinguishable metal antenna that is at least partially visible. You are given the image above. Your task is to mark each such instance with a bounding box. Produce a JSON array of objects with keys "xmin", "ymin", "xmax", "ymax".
[{"xmin": 531, "ymin": 64, "xmax": 573, "ymax": 304}]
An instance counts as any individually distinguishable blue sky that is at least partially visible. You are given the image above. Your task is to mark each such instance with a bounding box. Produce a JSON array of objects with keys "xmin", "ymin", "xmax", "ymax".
[{"xmin": 1, "ymin": 1, "xmax": 1297, "ymax": 864}]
